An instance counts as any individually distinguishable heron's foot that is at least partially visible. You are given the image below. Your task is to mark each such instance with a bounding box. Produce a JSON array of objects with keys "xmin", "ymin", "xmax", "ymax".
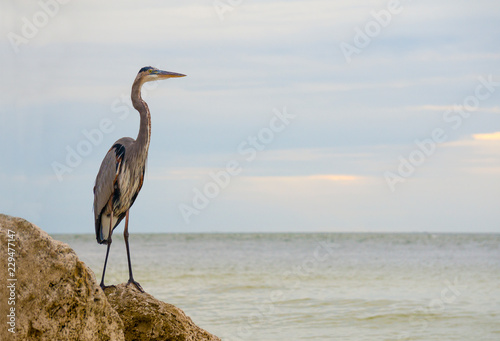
[
  {"xmin": 99, "ymin": 282, "xmax": 116, "ymax": 291},
  {"xmin": 126, "ymin": 278, "xmax": 144, "ymax": 293}
]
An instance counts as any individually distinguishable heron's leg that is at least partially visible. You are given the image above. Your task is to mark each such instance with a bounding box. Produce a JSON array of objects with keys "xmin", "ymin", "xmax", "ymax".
[
  {"xmin": 100, "ymin": 211, "xmax": 115, "ymax": 290},
  {"xmin": 124, "ymin": 210, "xmax": 144, "ymax": 292}
]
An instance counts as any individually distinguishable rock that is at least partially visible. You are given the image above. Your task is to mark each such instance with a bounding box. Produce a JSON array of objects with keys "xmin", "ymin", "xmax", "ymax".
[
  {"xmin": 0, "ymin": 215, "xmax": 221, "ymax": 341},
  {"xmin": 0, "ymin": 214, "xmax": 124, "ymax": 341},
  {"xmin": 104, "ymin": 284, "xmax": 221, "ymax": 341}
]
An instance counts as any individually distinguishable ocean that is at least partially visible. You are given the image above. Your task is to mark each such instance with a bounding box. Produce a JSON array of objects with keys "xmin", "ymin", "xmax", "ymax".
[{"xmin": 54, "ymin": 233, "xmax": 500, "ymax": 341}]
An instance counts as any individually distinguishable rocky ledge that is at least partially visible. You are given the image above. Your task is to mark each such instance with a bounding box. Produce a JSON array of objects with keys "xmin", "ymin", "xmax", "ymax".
[{"xmin": 0, "ymin": 214, "xmax": 220, "ymax": 341}]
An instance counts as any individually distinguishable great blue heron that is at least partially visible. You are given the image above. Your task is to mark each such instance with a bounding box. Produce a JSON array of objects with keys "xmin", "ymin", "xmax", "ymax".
[{"xmin": 93, "ymin": 66, "xmax": 186, "ymax": 292}]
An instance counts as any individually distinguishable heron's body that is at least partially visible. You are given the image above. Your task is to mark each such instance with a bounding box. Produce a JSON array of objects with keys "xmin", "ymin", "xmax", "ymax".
[
  {"xmin": 94, "ymin": 137, "xmax": 146, "ymax": 243},
  {"xmin": 93, "ymin": 66, "xmax": 185, "ymax": 292}
]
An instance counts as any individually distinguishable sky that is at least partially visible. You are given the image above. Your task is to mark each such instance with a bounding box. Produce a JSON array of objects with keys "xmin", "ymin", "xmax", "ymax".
[{"xmin": 1, "ymin": 0, "xmax": 499, "ymax": 234}]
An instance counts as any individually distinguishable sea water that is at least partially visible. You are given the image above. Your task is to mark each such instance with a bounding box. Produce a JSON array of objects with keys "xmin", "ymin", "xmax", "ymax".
[{"xmin": 55, "ymin": 233, "xmax": 500, "ymax": 341}]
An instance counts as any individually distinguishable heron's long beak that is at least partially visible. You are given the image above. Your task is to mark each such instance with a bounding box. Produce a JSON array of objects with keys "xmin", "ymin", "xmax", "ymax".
[{"xmin": 154, "ymin": 70, "xmax": 186, "ymax": 78}]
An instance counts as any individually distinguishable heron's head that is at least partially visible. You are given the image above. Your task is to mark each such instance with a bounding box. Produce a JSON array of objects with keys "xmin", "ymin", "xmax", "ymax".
[{"xmin": 136, "ymin": 66, "xmax": 186, "ymax": 84}]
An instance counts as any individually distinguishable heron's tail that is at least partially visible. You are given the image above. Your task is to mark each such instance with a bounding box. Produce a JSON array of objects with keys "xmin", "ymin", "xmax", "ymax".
[{"xmin": 95, "ymin": 214, "xmax": 115, "ymax": 244}]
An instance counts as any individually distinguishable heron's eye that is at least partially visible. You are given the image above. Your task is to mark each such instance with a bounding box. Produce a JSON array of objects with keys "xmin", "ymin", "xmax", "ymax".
[{"xmin": 148, "ymin": 69, "xmax": 153, "ymax": 74}]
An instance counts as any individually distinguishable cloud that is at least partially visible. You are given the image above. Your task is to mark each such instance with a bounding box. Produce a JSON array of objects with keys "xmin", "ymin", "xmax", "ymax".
[
  {"xmin": 411, "ymin": 105, "xmax": 500, "ymax": 113},
  {"xmin": 307, "ymin": 174, "xmax": 360, "ymax": 181},
  {"xmin": 472, "ymin": 132, "xmax": 500, "ymax": 141},
  {"xmin": 240, "ymin": 174, "xmax": 363, "ymax": 185}
]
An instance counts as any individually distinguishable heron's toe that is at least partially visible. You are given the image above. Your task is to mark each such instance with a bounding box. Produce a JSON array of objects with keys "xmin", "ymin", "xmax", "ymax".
[
  {"xmin": 100, "ymin": 283, "xmax": 116, "ymax": 291},
  {"xmin": 127, "ymin": 279, "xmax": 145, "ymax": 293}
]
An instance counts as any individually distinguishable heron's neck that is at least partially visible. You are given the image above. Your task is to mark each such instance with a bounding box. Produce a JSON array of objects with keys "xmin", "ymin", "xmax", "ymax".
[{"xmin": 131, "ymin": 79, "xmax": 151, "ymax": 157}]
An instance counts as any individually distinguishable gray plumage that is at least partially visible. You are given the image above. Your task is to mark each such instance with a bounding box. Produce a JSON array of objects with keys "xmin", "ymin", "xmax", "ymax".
[
  {"xmin": 94, "ymin": 137, "xmax": 143, "ymax": 243},
  {"xmin": 93, "ymin": 66, "xmax": 186, "ymax": 292}
]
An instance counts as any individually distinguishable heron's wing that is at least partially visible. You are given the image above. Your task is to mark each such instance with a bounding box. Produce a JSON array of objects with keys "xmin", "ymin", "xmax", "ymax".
[
  {"xmin": 93, "ymin": 140, "xmax": 130, "ymax": 238},
  {"xmin": 93, "ymin": 138, "xmax": 135, "ymax": 214},
  {"xmin": 94, "ymin": 150, "xmax": 118, "ymax": 219}
]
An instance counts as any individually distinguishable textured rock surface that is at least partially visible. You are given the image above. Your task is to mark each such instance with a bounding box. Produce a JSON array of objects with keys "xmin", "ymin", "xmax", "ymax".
[
  {"xmin": 105, "ymin": 284, "xmax": 221, "ymax": 341},
  {"xmin": 0, "ymin": 214, "xmax": 221, "ymax": 341},
  {"xmin": 0, "ymin": 214, "xmax": 125, "ymax": 341}
]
